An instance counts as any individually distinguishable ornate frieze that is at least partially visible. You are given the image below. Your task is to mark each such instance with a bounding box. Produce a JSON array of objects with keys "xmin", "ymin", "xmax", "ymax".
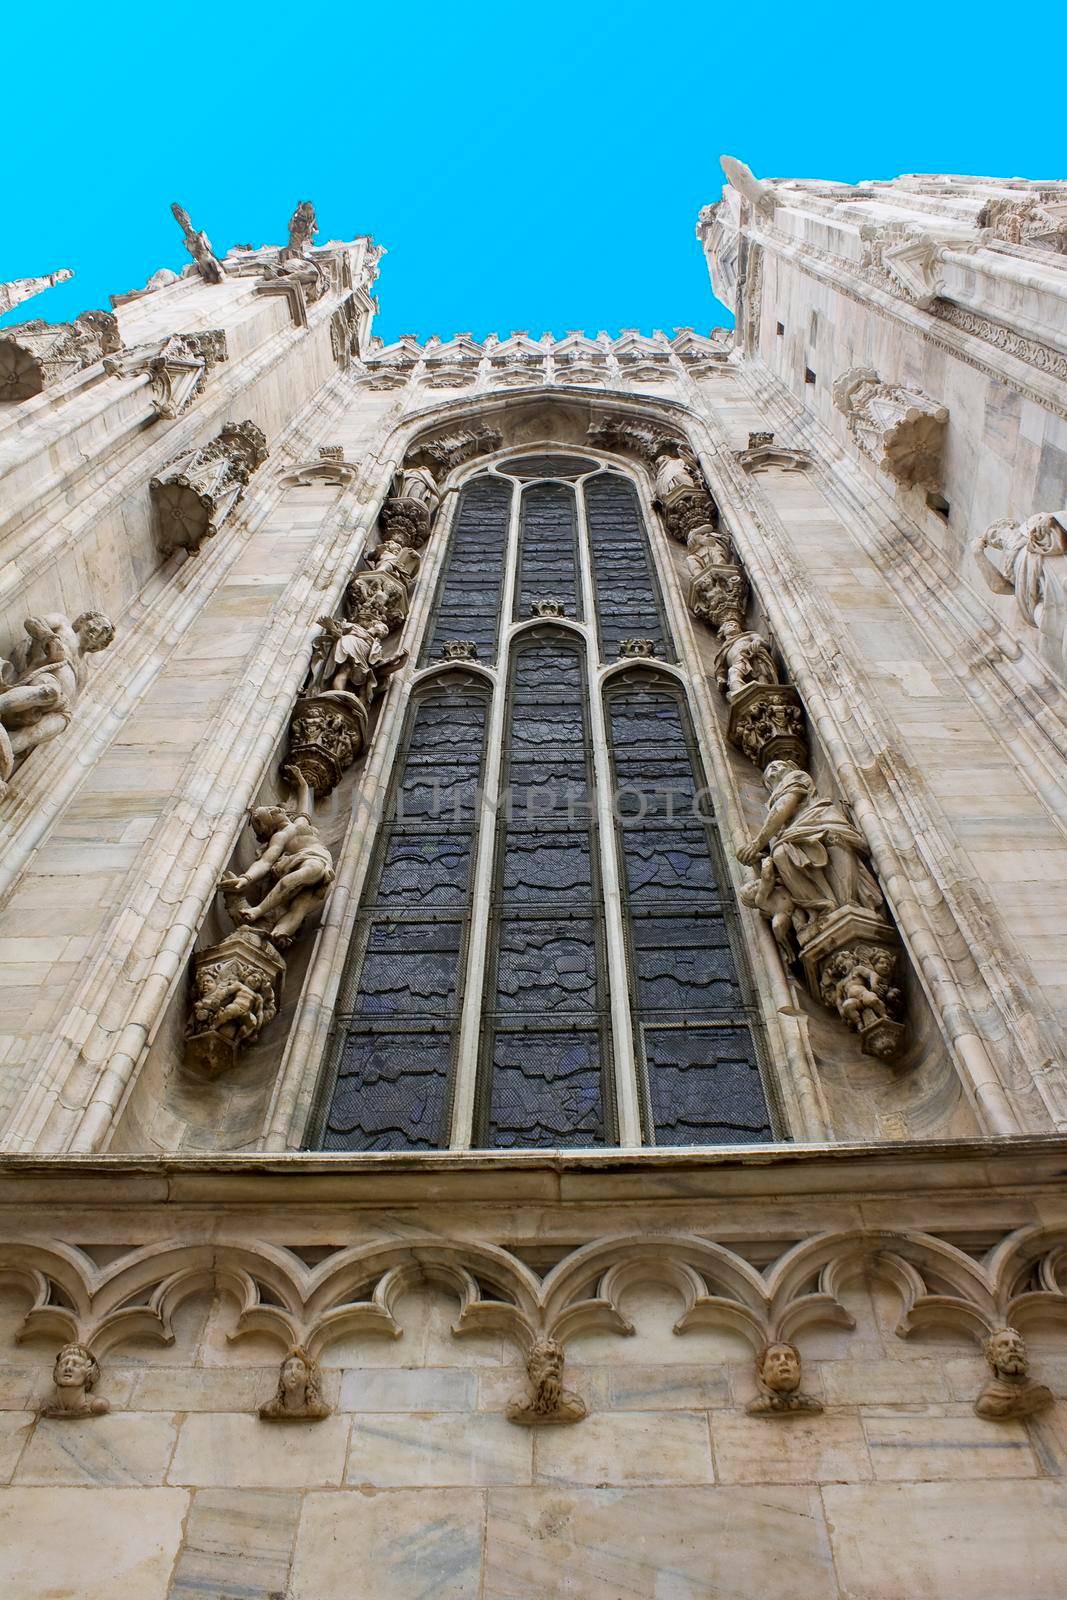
[
  {"xmin": 832, "ymin": 366, "xmax": 948, "ymax": 489},
  {"xmin": 0, "ymin": 610, "xmax": 116, "ymax": 800},
  {"xmin": 150, "ymin": 419, "xmax": 269, "ymax": 555},
  {"xmin": 406, "ymin": 425, "xmax": 503, "ymax": 476},
  {"xmin": 103, "ymin": 328, "xmax": 227, "ymax": 419},
  {"xmin": 977, "ymin": 195, "xmax": 1067, "ymax": 254},
  {"xmin": 0, "ymin": 310, "xmax": 121, "ymax": 401}
]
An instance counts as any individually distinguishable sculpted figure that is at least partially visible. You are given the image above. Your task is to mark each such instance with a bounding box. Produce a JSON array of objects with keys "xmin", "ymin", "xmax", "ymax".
[
  {"xmin": 972, "ymin": 512, "xmax": 1066, "ymax": 630},
  {"xmin": 43, "ymin": 1342, "xmax": 109, "ymax": 1419},
  {"xmin": 285, "ymin": 201, "xmax": 318, "ymax": 258},
  {"xmin": 221, "ymin": 767, "xmax": 334, "ymax": 948},
  {"xmin": 259, "ymin": 1345, "xmax": 331, "ymax": 1420},
  {"xmin": 974, "ymin": 1327, "xmax": 1053, "ymax": 1421},
  {"xmin": 506, "ymin": 1338, "xmax": 587, "ymax": 1426},
  {"xmin": 0, "ymin": 611, "xmax": 115, "ymax": 795},
  {"xmin": 191, "ymin": 964, "xmax": 274, "ymax": 1044},
  {"xmin": 714, "ymin": 620, "xmax": 779, "ymax": 701},
  {"xmin": 171, "ymin": 202, "xmax": 224, "ymax": 283},
  {"xmin": 367, "ymin": 538, "xmax": 421, "ymax": 589},
  {"xmin": 395, "ymin": 464, "xmax": 441, "ymax": 514},
  {"xmin": 310, "ymin": 604, "xmax": 400, "ymax": 700},
  {"xmin": 737, "ymin": 760, "xmax": 882, "ymax": 925},
  {"xmin": 685, "ymin": 523, "xmax": 732, "ymax": 578},
  {"xmin": 653, "ymin": 445, "xmax": 699, "ymax": 502},
  {"xmin": 740, "ymin": 855, "xmax": 801, "ymax": 962},
  {"xmin": 747, "ymin": 1341, "xmax": 822, "ymax": 1416}
]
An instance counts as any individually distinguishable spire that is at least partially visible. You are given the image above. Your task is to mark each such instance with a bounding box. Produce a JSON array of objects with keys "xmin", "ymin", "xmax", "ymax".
[{"xmin": 0, "ymin": 268, "xmax": 74, "ymax": 317}]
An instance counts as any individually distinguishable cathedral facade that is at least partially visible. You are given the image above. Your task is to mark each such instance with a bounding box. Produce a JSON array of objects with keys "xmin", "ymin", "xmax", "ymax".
[{"xmin": 0, "ymin": 162, "xmax": 1066, "ymax": 1597}]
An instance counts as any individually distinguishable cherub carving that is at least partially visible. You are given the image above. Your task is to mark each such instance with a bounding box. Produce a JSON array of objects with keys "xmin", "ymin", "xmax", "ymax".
[
  {"xmin": 191, "ymin": 963, "xmax": 275, "ymax": 1044},
  {"xmin": 42, "ymin": 1342, "xmax": 110, "ymax": 1419},
  {"xmin": 746, "ymin": 1341, "xmax": 822, "ymax": 1416},
  {"xmin": 259, "ymin": 1345, "xmax": 331, "ymax": 1421},
  {"xmin": 506, "ymin": 1338, "xmax": 587, "ymax": 1426},
  {"xmin": 739, "ymin": 855, "xmax": 801, "ymax": 962},
  {"xmin": 220, "ymin": 767, "xmax": 334, "ymax": 948},
  {"xmin": 974, "ymin": 1327, "xmax": 1053, "ymax": 1420},
  {"xmin": 0, "ymin": 611, "xmax": 115, "ymax": 795}
]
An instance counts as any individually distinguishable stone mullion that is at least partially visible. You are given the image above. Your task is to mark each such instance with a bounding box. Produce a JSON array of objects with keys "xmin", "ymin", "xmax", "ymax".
[
  {"xmin": 446, "ymin": 477, "xmax": 519, "ymax": 1149},
  {"xmin": 680, "ymin": 397, "xmax": 1029, "ymax": 1135},
  {"xmin": 631, "ymin": 449, "xmax": 833, "ymax": 1142},
  {"xmin": 1, "ymin": 397, "xmax": 392, "ymax": 1154},
  {"xmin": 574, "ymin": 470, "xmax": 644, "ymax": 1148}
]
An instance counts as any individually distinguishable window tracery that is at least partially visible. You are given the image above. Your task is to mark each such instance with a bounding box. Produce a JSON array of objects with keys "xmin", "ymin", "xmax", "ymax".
[{"xmin": 315, "ymin": 453, "xmax": 774, "ymax": 1151}]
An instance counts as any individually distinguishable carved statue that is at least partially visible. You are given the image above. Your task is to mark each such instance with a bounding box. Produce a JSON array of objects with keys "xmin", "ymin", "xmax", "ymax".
[
  {"xmin": 220, "ymin": 767, "xmax": 334, "ymax": 949},
  {"xmin": 653, "ymin": 445, "xmax": 700, "ymax": 503},
  {"xmin": 972, "ymin": 512, "xmax": 1066, "ymax": 632},
  {"xmin": 506, "ymin": 1338, "xmax": 587, "ymax": 1426},
  {"xmin": 395, "ymin": 464, "xmax": 442, "ymax": 513},
  {"xmin": 285, "ymin": 201, "xmax": 318, "ymax": 258},
  {"xmin": 746, "ymin": 1341, "xmax": 822, "ymax": 1415},
  {"xmin": 974, "ymin": 1327, "xmax": 1053, "ymax": 1420},
  {"xmin": 822, "ymin": 948, "xmax": 901, "ymax": 1033},
  {"xmin": 0, "ymin": 267, "xmax": 72, "ymax": 317},
  {"xmin": 736, "ymin": 760, "xmax": 882, "ymax": 925},
  {"xmin": 714, "ymin": 621, "xmax": 779, "ymax": 701},
  {"xmin": 685, "ymin": 523, "xmax": 732, "ymax": 578},
  {"xmin": 0, "ymin": 611, "xmax": 115, "ymax": 796},
  {"xmin": 171, "ymin": 202, "xmax": 224, "ymax": 283},
  {"xmin": 720, "ymin": 155, "xmax": 777, "ymax": 218},
  {"xmin": 310, "ymin": 610, "xmax": 391, "ymax": 698},
  {"xmin": 740, "ymin": 855, "xmax": 802, "ymax": 962},
  {"xmin": 190, "ymin": 960, "xmax": 276, "ymax": 1046},
  {"xmin": 42, "ymin": 1342, "xmax": 109, "ymax": 1419},
  {"xmin": 259, "ymin": 1345, "xmax": 331, "ymax": 1421}
]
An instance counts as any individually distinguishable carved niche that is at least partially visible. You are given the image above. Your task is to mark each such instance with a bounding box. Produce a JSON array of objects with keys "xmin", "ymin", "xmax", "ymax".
[
  {"xmin": 104, "ymin": 329, "xmax": 227, "ymax": 420},
  {"xmin": 832, "ymin": 367, "xmax": 948, "ymax": 489},
  {"xmin": 0, "ymin": 311, "xmax": 121, "ymax": 402},
  {"xmin": 150, "ymin": 420, "xmax": 269, "ymax": 556}
]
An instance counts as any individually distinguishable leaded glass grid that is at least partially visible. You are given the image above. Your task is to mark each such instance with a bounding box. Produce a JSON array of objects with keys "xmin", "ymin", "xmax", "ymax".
[{"xmin": 315, "ymin": 451, "xmax": 777, "ymax": 1152}]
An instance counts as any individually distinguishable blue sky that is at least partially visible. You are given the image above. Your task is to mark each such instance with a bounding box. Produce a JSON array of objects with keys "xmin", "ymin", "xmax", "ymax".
[{"xmin": 3, "ymin": 1, "xmax": 1065, "ymax": 343}]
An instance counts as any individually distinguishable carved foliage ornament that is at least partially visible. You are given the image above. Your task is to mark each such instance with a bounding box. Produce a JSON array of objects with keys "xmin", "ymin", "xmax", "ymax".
[
  {"xmin": 832, "ymin": 366, "xmax": 948, "ymax": 490},
  {"xmin": 151, "ymin": 420, "xmax": 269, "ymax": 556},
  {"xmin": 0, "ymin": 311, "xmax": 121, "ymax": 402}
]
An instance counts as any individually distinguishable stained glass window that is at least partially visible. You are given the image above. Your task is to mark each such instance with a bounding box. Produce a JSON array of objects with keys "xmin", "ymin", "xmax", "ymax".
[{"xmin": 316, "ymin": 453, "xmax": 774, "ymax": 1151}]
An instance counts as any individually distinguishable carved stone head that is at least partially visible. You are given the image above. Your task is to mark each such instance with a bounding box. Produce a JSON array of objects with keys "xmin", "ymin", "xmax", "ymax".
[
  {"xmin": 527, "ymin": 1337, "xmax": 566, "ymax": 1409},
  {"xmin": 762, "ymin": 757, "xmax": 800, "ymax": 793},
  {"xmin": 985, "ymin": 1326, "xmax": 1030, "ymax": 1380},
  {"xmin": 250, "ymin": 804, "xmax": 291, "ymax": 842},
  {"xmin": 73, "ymin": 612, "xmax": 116, "ymax": 654},
  {"xmin": 758, "ymin": 1341, "xmax": 802, "ymax": 1396},
  {"xmin": 54, "ymin": 1342, "xmax": 99, "ymax": 1393}
]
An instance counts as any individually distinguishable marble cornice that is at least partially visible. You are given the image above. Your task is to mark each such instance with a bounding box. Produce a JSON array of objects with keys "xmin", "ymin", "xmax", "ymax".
[{"xmin": 0, "ymin": 1135, "xmax": 1065, "ymax": 1216}]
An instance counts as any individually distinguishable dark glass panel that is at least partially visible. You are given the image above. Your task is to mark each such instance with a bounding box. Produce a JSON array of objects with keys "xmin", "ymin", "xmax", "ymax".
[
  {"xmin": 606, "ymin": 674, "xmax": 773, "ymax": 1146},
  {"xmin": 503, "ymin": 455, "xmax": 598, "ymax": 480},
  {"xmin": 318, "ymin": 677, "xmax": 488, "ymax": 1152},
  {"xmin": 421, "ymin": 477, "xmax": 512, "ymax": 664},
  {"xmin": 515, "ymin": 482, "xmax": 582, "ymax": 619},
  {"xmin": 584, "ymin": 475, "xmax": 673, "ymax": 661}
]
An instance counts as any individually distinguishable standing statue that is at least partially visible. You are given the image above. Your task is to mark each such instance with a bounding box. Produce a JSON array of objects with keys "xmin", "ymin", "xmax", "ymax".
[
  {"xmin": 972, "ymin": 512, "xmax": 1066, "ymax": 631},
  {"xmin": 974, "ymin": 1327, "xmax": 1053, "ymax": 1420},
  {"xmin": 42, "ymin": 1342, "xmax": 109, "ymax": 1419},
  {"xmin": 285, "ymin": 202, "xmax": 319, "ymax": 258},
  {"xmin": 685, "ymin": 522, "xmax": 732, "ymax": 578},
  {"xmin": 714, "ymin": 620, "xmax": 779, "ymax": 701},
  {"xmin": 746, "ymin": 1341, "xmax": 822, "ymax": 1416},
  {"xmin": 505, "ymin": 1337, "xmax": 587, "ymax": 1426},
  {"xmin": 653, "ymin": 445, "xmax": 699, "ymax": 503},
  {"xmin": 395, "ymin": 463, "xmax": 442, "ymax": 513},
  {"xmin": 0, "ymin": 611, "xmax": 115, "ymax": 796},
  {"xmin": 309, "ymin": 605, "xmax": 407, "ymax": 703},
  {"xmin": 259, "ymin": 1345, "xmax": 331, "ymax": 1420},
  {"xmin": 220, "ymin": 767, "xmax": 334, "ymax": 949},
  {"xmin": 737, "ymin": 760, "xmax": 882, "ymax": 925},
  {"xmin": 171, "ymin": 203, "xmax": 225, "ymax": 284}
]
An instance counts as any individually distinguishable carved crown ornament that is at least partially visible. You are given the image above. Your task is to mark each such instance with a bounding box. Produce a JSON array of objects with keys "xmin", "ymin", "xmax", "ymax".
[
  {"xmin": 832, "ymin": 366, "xmax": 948, "ymax": 490},
  {"xmin": 0, "ymin": 310, "xmax": 121, "ymax": 402},
  {"xmin": 3, "ymin": 1223, "xmax": 1063, "ymax": 1426}
]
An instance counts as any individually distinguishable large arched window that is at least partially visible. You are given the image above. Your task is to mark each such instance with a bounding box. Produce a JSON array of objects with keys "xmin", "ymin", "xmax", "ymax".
[{"xmin": 314, "ymin": 454, "xmax": 775, "ymax": 1151}]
